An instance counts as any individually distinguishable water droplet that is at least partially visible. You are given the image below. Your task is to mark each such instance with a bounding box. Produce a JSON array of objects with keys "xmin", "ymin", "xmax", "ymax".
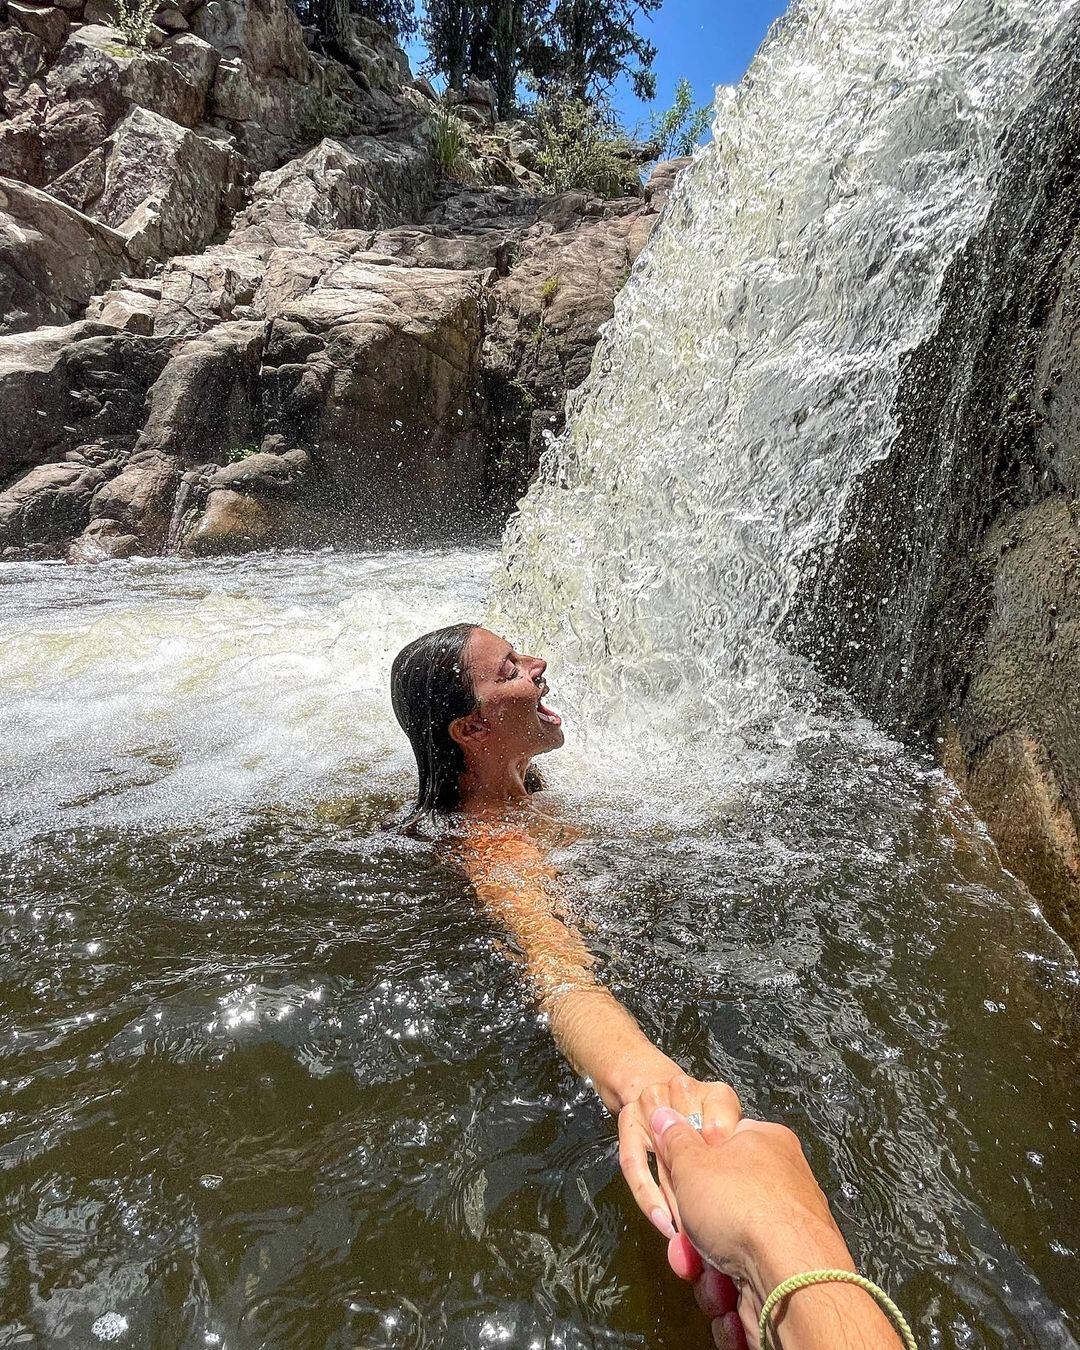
[{"xmin": 91, "ymin": 1313, "xmax": 129, "ymax": 1342}]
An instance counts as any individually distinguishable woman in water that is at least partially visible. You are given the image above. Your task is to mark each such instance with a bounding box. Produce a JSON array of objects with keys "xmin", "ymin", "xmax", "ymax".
[{"xmin": 390, "ymin": 624, "xmax": 905, "ymax": 1350}]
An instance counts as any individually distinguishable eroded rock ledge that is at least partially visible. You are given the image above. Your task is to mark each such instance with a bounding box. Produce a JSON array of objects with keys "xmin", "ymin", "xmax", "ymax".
[{"xmin": 0, "ymin": 0, "xmax": 684, "ymax": 557}]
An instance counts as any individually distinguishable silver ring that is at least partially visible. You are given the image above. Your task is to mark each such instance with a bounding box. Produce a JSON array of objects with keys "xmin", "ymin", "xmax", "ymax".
[{"xmin": 686, "ymin": 1112, "xmax": 703, "ymax": 1130}]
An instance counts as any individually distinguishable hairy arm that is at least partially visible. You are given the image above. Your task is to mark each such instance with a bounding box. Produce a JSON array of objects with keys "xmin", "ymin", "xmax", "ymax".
[{"xmin": 458, "ymin": 821, "xmax": 679, "ymax": 1114}]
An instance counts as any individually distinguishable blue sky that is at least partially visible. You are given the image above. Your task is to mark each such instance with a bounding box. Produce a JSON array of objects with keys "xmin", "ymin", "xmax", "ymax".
[{"xmin": 405, "ymin": 0, "xmax": 790, "ymax": 134}]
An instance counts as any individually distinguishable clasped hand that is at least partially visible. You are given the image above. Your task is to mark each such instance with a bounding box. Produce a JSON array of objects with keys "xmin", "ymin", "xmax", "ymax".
[{"xmin": 617, "ymin": 1071, "xmax": 749, "ymax": 1349}]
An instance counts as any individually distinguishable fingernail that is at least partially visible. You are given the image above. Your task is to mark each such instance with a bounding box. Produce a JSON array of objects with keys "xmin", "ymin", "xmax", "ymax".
[
  {"xmin": 649, "ymin": 1206, "xmax": 676, "ymax": 1238},
  {"xmin": 650, "ymin": 1107, "xmax": 684, "ymax": 1137}
]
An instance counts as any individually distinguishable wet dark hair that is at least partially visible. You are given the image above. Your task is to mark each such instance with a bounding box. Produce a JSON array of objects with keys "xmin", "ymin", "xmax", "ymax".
[
  {"xmin": 390, "ymin": 622, "xmax": 542, "ymax": 831},
  {"xmin": 391, "ymin": 623, "xmax": 477, "ymax": 830}
]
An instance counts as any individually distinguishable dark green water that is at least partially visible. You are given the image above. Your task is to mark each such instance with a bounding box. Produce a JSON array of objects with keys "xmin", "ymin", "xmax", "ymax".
[{"xmin": 1, "ymin": 553, "xmax": 1078, "ymax": 1349}]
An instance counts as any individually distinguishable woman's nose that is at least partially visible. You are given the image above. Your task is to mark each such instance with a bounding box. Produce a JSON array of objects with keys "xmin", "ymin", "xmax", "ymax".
[{"xmin": 529, "ymin": 656, "xmax": 546, "ymax": 680}]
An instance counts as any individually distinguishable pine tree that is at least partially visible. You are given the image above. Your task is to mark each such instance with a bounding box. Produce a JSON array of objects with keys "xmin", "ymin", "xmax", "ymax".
[{"xmin": 526, "ymin": 0, "xmax": 661, "ymax": 103}]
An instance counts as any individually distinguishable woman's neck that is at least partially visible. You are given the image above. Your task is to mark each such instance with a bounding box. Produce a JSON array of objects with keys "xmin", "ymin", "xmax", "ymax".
[{"xmin": 458, "ymin": 755, "xmax": 533, "ymax": 813}]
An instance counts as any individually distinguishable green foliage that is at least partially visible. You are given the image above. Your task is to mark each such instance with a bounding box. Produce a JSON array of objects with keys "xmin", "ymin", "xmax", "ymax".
[
  {"xmin": 539, "ymin": 273, "xmax": 561, "ymax": 305},
  {"xmin": 430, "ymin": 103, "xmax": 471, "ymax": 178},
  {"xmin": 226, "ymin": 443, "xmax": 262, "ymax": 464},
  {"xmin": 421, "ymin": 0, "xmax": 660, "ymax": 121},
  {"xmin": 110, "ymin": 0, "xmax": 158, "ymax": 50},
  {"xmin": 647, "ymin": 77, "xmax": 711, "ymax": 159},
  {"xmin": 524, "ymin": 0, "xmax": 661, "ymax": 104},
  {"xmin": 532, "ymin": 96, "xmax": 631, "ymax": 198},
  {"xmin": 288, "ymin": 0, "xmax": 417, "ymax": 46}
]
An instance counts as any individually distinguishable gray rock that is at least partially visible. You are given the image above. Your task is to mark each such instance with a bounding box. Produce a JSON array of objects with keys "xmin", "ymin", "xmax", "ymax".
[
  {"xmin": 40, "ymin": 95, "xmax": 110, "ymax": 180},
  {"xmin": 48, "ymin": 143, "xmax": 106, "ymax": 211},
  {"xmin": 0, "ymin": 24, "xmax": 46, "ymax": 94},
  {"xmin": 89, "ymin": 450, "xmax": 178, "ymax": 547},
  {"xmin": 242, "ymin": 133, "xmax": 434, "ymax": 236},
  {"xmin": 0, "ymin": 109, "xmax": 46, "ymax": 185},
  {"xmin": 205, "ymin": 446, "xmax": 308, "ymax": 492},
  {"xmin": 136, "ymin": 318, "xmax": 264, "ymax": 461},
  {"xmin": 49, "ymin": 24, "xmax": 210, "ymax": 131},
  {"xmin": 8, "ymin": 1, "xmax": 68, "ymax": 58},
  {"xmin": 0, "ymin": 176, "xmax": 132, "ymax": 333},
  {"xmin": 0, "ymin": 459, "xmax": 106, "ymax": 550},
  {"xmin": 260, "ymin": 262, "xmax": 487, "ymax": 526},
  {"xmin": 86, "ymin": 283, "xmax": 158, "ymax": 331},
  {"xmin": 67, "ymin": 513, "xmax": 141, "ymax": 560},
  {"xmin": 644, "ymin": 156, "xmax": 692, "ymax": 213},
  {"xmin": 153, "ymin": 240, "xmax": 264, "ymax": 334},
  {"xmin": 94, "ymin": 104, "xmax": 239, "ymax": 261},
  {"xmin": 0, "ymin": 319, "xmax": 171, "ymax": 481}
]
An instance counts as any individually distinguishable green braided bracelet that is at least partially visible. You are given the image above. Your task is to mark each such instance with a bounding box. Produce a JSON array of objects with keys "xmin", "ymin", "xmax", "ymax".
[{"xmin": 758, "ymin": 1269, "xmax": 917, "ymax": 1350}]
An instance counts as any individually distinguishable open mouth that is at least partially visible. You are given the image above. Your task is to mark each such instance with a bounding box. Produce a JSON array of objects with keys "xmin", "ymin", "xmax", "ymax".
[{"xmin": 535, "ymin": 680, "xmax": 562, "ymax": 727}]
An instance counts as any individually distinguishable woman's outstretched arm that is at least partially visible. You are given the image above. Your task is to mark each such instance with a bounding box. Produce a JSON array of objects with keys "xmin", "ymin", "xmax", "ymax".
[
  {"xmin": 459, "ymin": 819, "xmax": 678, "ymax": 1111},
  {"xmin": 457, "ymin": 819, "xmax": 742, "ymax": 1234}
]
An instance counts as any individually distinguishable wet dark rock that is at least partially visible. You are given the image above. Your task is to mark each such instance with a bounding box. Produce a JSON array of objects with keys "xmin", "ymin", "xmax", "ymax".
[
  {"xmin": 67, "ymin": 513, "xmax": 141, "ymax": 560},
  {"xmin": 800, "ymin": 30, "xmax": 1080, "ymax": 951},
  {"xmin": 183, "ymin": 485, "xmax": 286, "ymax": 554},
  {"xmin": 137, "ymin": 319, "xmax": 264, "ymax": 462},
  {"xmin": 0, "ymin": 176, "xmax": 132, "ymax": 332},
  {"xmin": 0, "ymin": 458, "xmax": 105, "ymax": 550}
]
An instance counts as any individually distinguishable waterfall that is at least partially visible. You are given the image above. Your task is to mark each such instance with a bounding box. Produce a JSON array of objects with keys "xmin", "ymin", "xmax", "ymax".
[{"xmin": 492, "ymin": 0, "xmax": 1078, "ymax": 789}]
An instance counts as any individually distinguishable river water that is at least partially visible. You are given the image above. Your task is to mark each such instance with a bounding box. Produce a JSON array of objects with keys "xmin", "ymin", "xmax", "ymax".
[{"xmin": 1, "ymin": 549, "xmax": 1077, "ymax": 1348}]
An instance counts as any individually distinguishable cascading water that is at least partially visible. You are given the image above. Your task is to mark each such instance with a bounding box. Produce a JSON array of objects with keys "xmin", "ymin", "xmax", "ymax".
[
  {"xmin": 493, "ymin": 0, "xmax": 1079, "ymax": 783},
  {"xmin": 2, "ymin": 2, "xmax": 1079, "ymax": 1347}
]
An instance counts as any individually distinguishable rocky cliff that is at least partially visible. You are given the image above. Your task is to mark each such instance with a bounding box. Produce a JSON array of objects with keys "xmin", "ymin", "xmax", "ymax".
[
  {"xmin": 802, "ymin": 17, "xmax": 1080, "ymax": 953},
  {"xmin": 0, "ymin": 0, "xmax": 681, "ymax": 558}
]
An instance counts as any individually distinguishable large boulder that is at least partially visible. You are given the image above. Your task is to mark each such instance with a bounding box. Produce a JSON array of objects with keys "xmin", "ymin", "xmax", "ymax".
[
  {"xmin": 183, "ymin": 484, "xmax": 285, "ymax": 554},
  {"xmin": 0, "ymin": 320, "xmax": 172, "ymax": 482},
  {"xmin": 260, "ymin": 261, "xmax": 487, "ymax": 526},
  {"xmin": 0, "ymin": 459, "xmax": 105, "ymax": 553},
  {"xmin": 136, "ymin": 319, "xmax": 264, "ymax": 461},
  {"xmin": 0, "ymin": 177, "xmax": 132, "ymax": 333},
  {"xmin": 7, "ymin": 1, "xmax": 69, "ymax": 59},
  {"xmin": 47, "ymin": 25, "xmax": 212, "ymax": 133},
  {"xmin": 241, "ymin": 133, "xmax": 434, "ymax": 237},
  {"xmin": 950, "ymin": 497, "xmax": 1080, "ymax": 945},
  {"xmin": 88, "ymin": 450, "xmax": 179, "ymax": 549},
  {"xmin": 93, "ymin": 104, "xmax": 239, "ymax": 261}
]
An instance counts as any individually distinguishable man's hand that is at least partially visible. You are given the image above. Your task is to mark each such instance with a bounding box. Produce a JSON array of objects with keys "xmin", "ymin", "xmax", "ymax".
[
  {"xmin": 617, "ymin": 1072, "xmax": 742, "ymax": 1237},
  {"xmin": 650, "ymin": 1108, "xmax": 904, "ymax": 1350}
]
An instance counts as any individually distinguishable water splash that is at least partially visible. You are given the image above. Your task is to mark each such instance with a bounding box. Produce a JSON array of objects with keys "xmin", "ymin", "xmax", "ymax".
[{"xmin": 492, "ymin": 0, "xmax": 1077, "ymax": 794}]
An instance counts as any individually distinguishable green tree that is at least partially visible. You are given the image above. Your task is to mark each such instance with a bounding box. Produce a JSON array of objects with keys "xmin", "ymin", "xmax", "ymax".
[
  {"xmin": 532, "ymin": 95, "xmax": 634, "ymax": 197},
  {"xmin": 525, "ymin": 0, "xmax": 662, "ymax": 104},
  {"xmin": 422, "ymin": 0, "xmax": 481, "ymax": 91},
  {"xmin": 648, "ymin": 76, "xmax": 711, "ymax": 159},
  {"xmin": 292, "ymin": 0, "xmax": 417, "ymax": 52}
]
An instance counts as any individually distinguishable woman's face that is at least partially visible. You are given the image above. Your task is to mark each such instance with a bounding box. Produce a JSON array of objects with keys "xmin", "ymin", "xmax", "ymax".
[{"xmin": 464, "ymin": 627, "xmax": 564, "ymax": 758}]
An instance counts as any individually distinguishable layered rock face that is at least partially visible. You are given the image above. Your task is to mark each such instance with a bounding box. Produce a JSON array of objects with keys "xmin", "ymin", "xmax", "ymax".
[
  {"xmin": 803, "ymin": 23, "xmax": 1080, "ymax": 952},
  {"xmin": 0, "ymin": 0, "xmax": 679, "ymax": 558}
]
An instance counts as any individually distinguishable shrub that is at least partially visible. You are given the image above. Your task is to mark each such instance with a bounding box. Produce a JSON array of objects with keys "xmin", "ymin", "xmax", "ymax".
[
  {"xmin": 111, "ymin": 0, "xmax": 159, "ymax": 50},
  {"xmin": 539, "ymin": 274, "xmax": 561, "ymax": 306},
  {"xmin": 531, "ymin": 97, "xmax": 632, "ymax": 199},
  {"xmin": 430, "ymin": 104, "xmax": 471, "ymax": 179},
  {"xmin": 226, "ymin": 443, "xmax": 262, "ymax": 464},
  {"xmin": 647, "ymin": 77, "xmax": 711, "ymax": 160}
]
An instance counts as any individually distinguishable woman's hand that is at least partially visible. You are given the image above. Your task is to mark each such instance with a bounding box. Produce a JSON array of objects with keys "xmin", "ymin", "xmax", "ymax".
[{"xmin": 617, "ymin": 1071, "xmax": 743, "ymax": 1238}]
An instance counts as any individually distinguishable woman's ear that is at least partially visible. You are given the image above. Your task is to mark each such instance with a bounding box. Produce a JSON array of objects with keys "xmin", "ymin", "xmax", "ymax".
[{"xmin": 449, "ymin": 710, "xmax": 488, "ymax": 749}]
